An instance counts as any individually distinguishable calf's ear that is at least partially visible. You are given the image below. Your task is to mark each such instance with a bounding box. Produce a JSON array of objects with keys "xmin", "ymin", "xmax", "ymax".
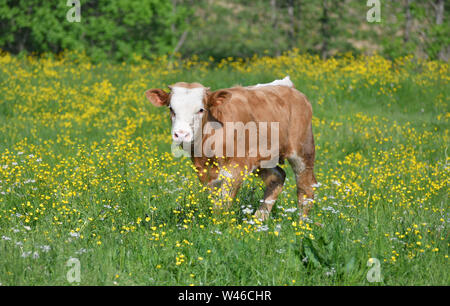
[
  {"xmin": 145, "ymin": 89, "xmax": 169, "ymax": 107},
  {"xmin": 207, "ymin": 90, "xmax": 232, "ymax": 108}
]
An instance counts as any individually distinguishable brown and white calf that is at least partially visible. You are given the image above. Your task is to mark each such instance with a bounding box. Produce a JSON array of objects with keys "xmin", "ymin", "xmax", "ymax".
[{"xmin": 145, "ymin": 77, "xmax": 317, "ymax": 220}]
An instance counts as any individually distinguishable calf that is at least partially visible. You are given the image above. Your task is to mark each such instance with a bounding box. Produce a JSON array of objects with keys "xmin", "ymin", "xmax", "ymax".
[{"xmin": 145, "ymin": 77, "xmax": 316, "ymax": 220}]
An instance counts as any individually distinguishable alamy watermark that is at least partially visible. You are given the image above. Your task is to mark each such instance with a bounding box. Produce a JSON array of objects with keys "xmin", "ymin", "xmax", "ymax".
[
  {"xmin": 66, "ymin": 0, "xmax": 81, "ymax": 23},
  {"xmin": 66, "ymin": 257, "xmax": 81, "ymax": 284},
  {"xmin": 171, "ymin": 121, "xmax": 280, "ymax": 169},
  {"xmin": 367, "ymin": 0, "xmax": 381, "ymax": 23},
  {"xmin": 366, "ymin": 258, "xmax": 382, "ymax": 282}
]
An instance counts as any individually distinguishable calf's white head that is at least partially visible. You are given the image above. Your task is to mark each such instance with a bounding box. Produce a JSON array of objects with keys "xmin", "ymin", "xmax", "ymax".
[{"xmin": 145, "ymin": 82, "xmax": 231, "ymax": 144}]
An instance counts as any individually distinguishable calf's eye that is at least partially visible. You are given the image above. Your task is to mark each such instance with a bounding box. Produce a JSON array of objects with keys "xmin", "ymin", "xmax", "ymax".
[{"xmin": 198, "ymin": 108, "xmax": 205, "ymax": 114}]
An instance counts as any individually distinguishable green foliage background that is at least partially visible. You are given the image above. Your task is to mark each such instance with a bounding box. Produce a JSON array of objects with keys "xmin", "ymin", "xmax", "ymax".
[
  {"xmin": 0, "ymin": 0, "xmax": 188, "ymax": 61},
  {"xmin": 0, "ymin": 0, "xmax": 449, "ymax": 61}
]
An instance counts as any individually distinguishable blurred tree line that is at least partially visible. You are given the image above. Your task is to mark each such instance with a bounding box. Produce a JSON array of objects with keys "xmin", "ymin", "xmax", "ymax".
[{"xmin": 0, "ymin": 0, "xmax": 448, "ymax": 62}]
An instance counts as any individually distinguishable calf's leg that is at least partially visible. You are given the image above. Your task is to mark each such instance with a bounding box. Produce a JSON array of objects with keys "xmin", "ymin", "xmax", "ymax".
[
  {"xmin": 208, "ymin": 165, "xmax": 244, "ymax": 212},
  {"xmin": 288, "ymin": 153, "xmax": 316, "ymax": 219},
  {"xmin": 254, "ymin": 166, "xmax": 286, "ymax": 221}
]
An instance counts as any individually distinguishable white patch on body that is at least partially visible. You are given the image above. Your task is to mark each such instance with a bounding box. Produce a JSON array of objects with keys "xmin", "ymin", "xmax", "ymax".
[
  {"xmin": 287, "ymin": 153, "xmax": 306, "ymax": 175},
  {"xmin": 260, "ymin": 199, "xmax": 275, "ymax": 204},
  {"xmin": 251, "ymin": 76, "xmax": 294, "ymax": 88},
  {"xmin": 170, "ymin": 86, "xmax": 205, "ymax": 143}
]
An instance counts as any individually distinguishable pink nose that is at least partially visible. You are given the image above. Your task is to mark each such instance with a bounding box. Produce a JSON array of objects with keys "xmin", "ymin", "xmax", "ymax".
[{"xmin": 173, "ymin": 130, "xmax": 191, "ymax": 141}]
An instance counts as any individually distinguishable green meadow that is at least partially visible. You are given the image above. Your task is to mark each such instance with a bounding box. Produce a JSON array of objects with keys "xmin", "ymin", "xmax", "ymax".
[{"xmin": 0, "ymin": 52, "xmax": 448, "ymax": 285}]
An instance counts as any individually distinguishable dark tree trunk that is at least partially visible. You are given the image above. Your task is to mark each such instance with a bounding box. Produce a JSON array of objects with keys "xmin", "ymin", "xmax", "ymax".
[
  {"xmin": 431, "ymin": 0, "xmax": 447, "ymax": 60},
  {"xmin": 271, "ymin": 0, "xmax": 280, "ymax": 56},
  {"xmin": 320, "ymin": 0, "xmax": 330, "ymax": 59},
  {"xmin": 404, "ymin": 0, "xmax": 413, "ymax": 43},
  {"xmin": 287, "ymin": 0, "xmax": 295, "ymax": 46},
  {"xmin": 433, "ymin": 0, "xmax": 444, "ymax": 25}
]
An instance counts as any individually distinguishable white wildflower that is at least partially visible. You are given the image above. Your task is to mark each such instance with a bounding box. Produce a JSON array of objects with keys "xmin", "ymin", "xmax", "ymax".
[
  {"xmin": 325, "ymin": 267, "xmax": 336, "ymax": 276},
  {"xmin": 69, "ymin": 232, "xmax": 80, "ymax": 238},
  {"xmin": 40, "ymin": 245, "xmax": 51, "ymax": 252},
  {"xmin": 242, "ymin": 207, "xmax": 253, "ymax": 214},
  {"xmin": 76, "ymin": 248, "xmax": 87, "ymax": 255},
  {"xmin": 257, "ymin": 225, "xmax": 269, "ymax": 232},
  {"xmin": 21, "ymin": 251, "xmax": 32, "ymax": 258}
]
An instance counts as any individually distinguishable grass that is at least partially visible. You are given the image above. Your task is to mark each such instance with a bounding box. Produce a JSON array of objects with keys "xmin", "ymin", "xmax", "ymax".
[{"xmin": 0, "ymin": 51, "xmax": 448, "ymax": 285}]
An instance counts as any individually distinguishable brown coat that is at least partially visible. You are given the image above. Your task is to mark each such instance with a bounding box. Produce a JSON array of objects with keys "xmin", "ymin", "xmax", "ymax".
[{"xmin": 146, "ymin": 81, "xmax": 317, "ymax": 220}]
